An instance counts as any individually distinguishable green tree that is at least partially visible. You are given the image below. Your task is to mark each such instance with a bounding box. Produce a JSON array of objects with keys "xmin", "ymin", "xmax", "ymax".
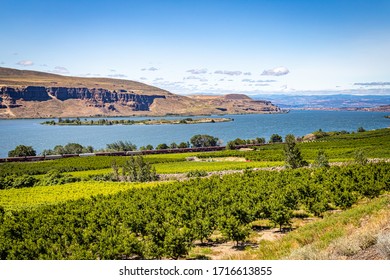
[
  {"xmin": 145, "ymin": 144, "xmax": 154, "ymax": 150},
  {"xmin": 269, "ymin": 204, "xmax": 293, "ymax": 232},
  {"xmin": 106, "ymin": 141, "xmax": 136, "ymax": 152},
  {"xmin": 169, "ymin": 142, "xmax": 178, "ymax": 149},
  {"xmin": 313, "ymin": 129, "xmax": 329, "ymax": 139},
  {"xmin": 191, "ymin": 215, "xmax": 215, "ymax": 244},
  {"xmin": 41, "ymin": 149, "xmax": 55, "ymax": 156},
  {"xmin": 269, "ymin": 134, "xmax": 283, "ymax": 143},
  {"xmin": 178, "ymin": 142, "xmax": 189, "ymax": 148},
  {"xmin": 111, "ymin": 160, "xmax": 119, "ymax": 181},
  {"xmin": 39, "ymin": 169, "xmax": 78, "ymax": 186},
  {"xmin": 190, "ymin": 134, "xmax": 219, "ymax": 147},
  {"xmin": 53, "ymin": 145, "xmax": 66, "ymax": 155},
  {"xmin": 140, "ymin": 145, "xmax": 154, "ymax": 151},
  {"xmin": 163, "ymin": 226, "xmax": 194, "ymax": 259},
  {"xmin": 156, "ymin": 143, "xmax": 168, "ymax": 150},
  {"xmin": 12, "ymin": 175, "xmax": 38, "ymax": 188},
  {"xmin": 219, "ymin": 216, "xmax": 250, "ymax": 246},
  {"xmin": 357, "ymin": 127, "xmax": 366, "ymax": 133},
  {"xmin": 255, "ymin": 137, "xmax": 266, "ymax": 144},
  {"xmin": 8, "ymin": 145, "xmax": 36, "ymax": 157},
  {"xmin": 121, "ymin": 156, "xmax": 158, "ymax": 182},
  {"xmin": 284, "ymin": 134, "xmax": 307, "ymax": 168},
  {"xmin": 267, "ymin": 191, "xmax": 295, "ymax": 232},
  {"xmin": 354, "ymin": 149, "xmax": 368, "ymax": 165},
  {"xmin": 226, "ymin": 138, "xmax": 246, "ymax": 150},
  {"xmin": 313, "ymin": 149, "xmax": 330, "ymax": 168},
  {"xmin": 64, "ymin": 143, "xmax": 84, "ymax": 154},
  {"xmin": 82, "ymin": 146, "xmax": 94, "ymax": 153}
]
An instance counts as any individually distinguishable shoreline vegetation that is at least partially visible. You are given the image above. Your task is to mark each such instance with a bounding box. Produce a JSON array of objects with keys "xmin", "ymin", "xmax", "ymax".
[
  {"xmin": 40, "ymin": 117, "xmax": 233, "ymax": 126},
  {"xmin": 1, "ymin": 128, "xmax": 390, "ymax": 260}
]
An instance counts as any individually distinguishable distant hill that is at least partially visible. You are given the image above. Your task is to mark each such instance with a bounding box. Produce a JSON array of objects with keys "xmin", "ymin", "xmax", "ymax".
[
  {"xmin": 0, "ymin": 67, "xmax": 171, "ymax": 95},
  {"xmin": 0, "ymin": 67, "xmax": 283, "ymax": 118},
  {"xmin": 254, "ymin": 94, "xmax": 390, "ymax": 111}
]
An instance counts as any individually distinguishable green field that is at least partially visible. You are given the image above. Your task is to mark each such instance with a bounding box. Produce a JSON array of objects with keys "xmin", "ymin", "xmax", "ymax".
[
  {"xmin": 65, "ymin": 160, "xmax": 284, "ymax": 178},
  {"xmin": 196, "ymin": 128, "xmax": 390, "ymax": 162},
  {"xmin": 0, "ymin": 152, "xmax": 196, "ymax": 177},
  {"xmin": 0, "ymin": 181, "xmax": 164, "ymax": 211},
  {"xmin": 0, "ymin": 128, "xmax": 390, "ymax": 260},
  {"xmin": 0, "ymin": 163, "xmax": 389, "ymax": 259}
]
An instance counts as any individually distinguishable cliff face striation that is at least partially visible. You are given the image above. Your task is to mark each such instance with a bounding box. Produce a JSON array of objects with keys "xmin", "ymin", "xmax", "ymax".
[
  {"xmin": 0, "ymin": 67, "xmax": 284, "ymax": 118},
  {"xmin": 47, "ymin": 87, "xmax": 165, "ymax": 109},
  {"xmin": 0, "ymin": 85, "xmax": 167, "ymax": 117}
]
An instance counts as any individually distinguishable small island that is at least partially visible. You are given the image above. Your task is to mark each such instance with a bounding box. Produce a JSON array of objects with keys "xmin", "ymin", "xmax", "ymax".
[{"xmin": 41, "ymin": 117, "xmax": 233, "ymax": 126}]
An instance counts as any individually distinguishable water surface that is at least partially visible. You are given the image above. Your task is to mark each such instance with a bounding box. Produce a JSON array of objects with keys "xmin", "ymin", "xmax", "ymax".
[{"xmin": 0, "ymin": 111, "xmax": 388, "ymax": 157}]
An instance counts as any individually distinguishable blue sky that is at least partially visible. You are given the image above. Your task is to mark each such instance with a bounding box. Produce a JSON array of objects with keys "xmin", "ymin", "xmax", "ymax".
[{"xmin": 1, "ymin": 0, "xmax": 390, "ymax": 95}]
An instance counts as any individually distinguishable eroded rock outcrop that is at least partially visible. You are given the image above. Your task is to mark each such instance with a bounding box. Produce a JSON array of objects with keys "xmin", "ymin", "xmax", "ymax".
[
  {"xmin": 0, "ymin": 86, "xmax": 166, "ymax": 111},
  {"xmin": 1, "ymin": 86, "xmax": 51, "ymax": 101}
]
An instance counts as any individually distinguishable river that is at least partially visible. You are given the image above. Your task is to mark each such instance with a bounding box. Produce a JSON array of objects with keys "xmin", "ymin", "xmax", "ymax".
[{"xmin": 0, "ymin": 110, "xmax": 389, "ymax": 157}]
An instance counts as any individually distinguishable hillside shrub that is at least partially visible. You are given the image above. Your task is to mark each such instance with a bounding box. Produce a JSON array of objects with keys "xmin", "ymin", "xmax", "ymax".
[{"xmin": 8, "ymin": 145, "xmax": 36, "ymax": 157}]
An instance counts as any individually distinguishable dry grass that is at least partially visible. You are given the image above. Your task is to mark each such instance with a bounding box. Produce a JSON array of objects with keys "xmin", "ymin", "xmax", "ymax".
[
  {"xmin": 284, "ymin": 197, "xmax": 390, "ymax": 260},
  {"xmin": 377, "ymin": 232, "xmax": 390, "ymax": 259},
  {"xmin": 228, "ymin": 195, "xmax": 390, "ymax": 260}
]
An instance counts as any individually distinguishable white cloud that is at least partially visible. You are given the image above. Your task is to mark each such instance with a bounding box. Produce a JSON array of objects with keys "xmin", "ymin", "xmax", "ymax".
[
  {"xmin": 52, "ymin": 66, "xmax": 69, "ymax": 74},
  {"xmin": 354, "ymin": 82, "xmax": 390, "ymax": 86},
  {"xmin": 81, "ymin": 73, "xmax": 101, "ymax": 77},
  {"xmin": 280, "ymin": 85, "xmax": 288, "ymax": 90},
  {"xmin": 243, "ymin": 72, "xmax": 252, "ymax": 75},
  {"xmin": 108, "ymin": 74, "xmax": 127, "ymax": 78},
  {"xmin": 139, "ymin": 77, "xmax": 147, "ymax": 80},
  {"xmin": 255, "ymin": 83, "xmax": 270, "ymax": 87},
  {"xmin": 141, "ymin": 67, "xmax": 159, "ymax": 71},
  {"xmin": 258, "ymin": 79, "xmax": 277, "ymax": 83},
  {"xmin": 242, "ymin": 79, "xmax": 276, "ymax": 83},
  {"xmin": 261, "ymin": 66, "xmax": 289, "ymax": 76},
  {"xmin": 16, "ymin": 60, "xmax": 34, "ymax": 66},
  {"xmin": 214, "ymin": 70, "xmax": 242, "ymax": 76},
  {"xmin": 184, "ymin": 76, "xmax": 208, "ymax": 82},
  {"xmin": 187, "ymin": 68, "xmax": 208, "ymax": 74},
  {"xmin": 184, "ymin": 76, "xmax": 200, "ymax": 80}
]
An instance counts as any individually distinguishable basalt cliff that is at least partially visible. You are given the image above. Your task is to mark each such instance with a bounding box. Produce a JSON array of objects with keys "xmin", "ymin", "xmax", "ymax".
[{"xmin": 0, "ymin": 67, "xmax": 283, "ymax": 118}]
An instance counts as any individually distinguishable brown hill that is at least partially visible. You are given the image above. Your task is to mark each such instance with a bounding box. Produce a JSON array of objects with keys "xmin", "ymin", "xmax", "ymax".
[
  {"xmin": 0, "ymin": 67, "xmax": 171, "ymax": 95},
  {"xmin": 0, "ymin": 67, "xmax": 283, "ymax": 118}
]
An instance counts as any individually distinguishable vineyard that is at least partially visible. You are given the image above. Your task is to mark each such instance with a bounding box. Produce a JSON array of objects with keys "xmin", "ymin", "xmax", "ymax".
[
  {"xmin": 196, "ymin": 128, "xmax": 390, "ymax": 162},
  {"xmin": 0, "ymin": 128, "xmax": 390, "ymax": 260},
  {"xmin": 0, "ymin": 181, "xmax": 163, "ymax": 211},
  {"xmin": 0, "ymin": 153, "xmax": 193, "ymax": 177},
  {"xmin": 0, "ymin": 163, "xmax": 389, "ymax": 259}
]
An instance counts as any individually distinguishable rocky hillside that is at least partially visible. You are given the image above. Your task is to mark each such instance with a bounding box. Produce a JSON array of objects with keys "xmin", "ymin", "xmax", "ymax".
[{"xmin": 0, "ymin": 67, "xmax": 283, "ymax": 118}]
